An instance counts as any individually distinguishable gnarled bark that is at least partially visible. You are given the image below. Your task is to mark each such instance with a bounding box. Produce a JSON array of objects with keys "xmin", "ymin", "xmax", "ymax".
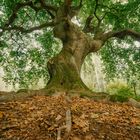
[
  {"xmin": 1, "ymin": 1, "xmax": 140, "ymax": 101},
  {"xmin": 47, "ymin": 19, "xmax": 103, "ymax": 93},
  {"xmin": 49, "ymin": 15, "xmax": 140, "ymax": 94}
]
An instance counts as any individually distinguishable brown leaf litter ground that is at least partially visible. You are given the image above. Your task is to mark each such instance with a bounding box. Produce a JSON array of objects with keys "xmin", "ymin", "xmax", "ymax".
[{"xmin": 0, "ymin": 95, "xmax": 140, "ymax": 140}]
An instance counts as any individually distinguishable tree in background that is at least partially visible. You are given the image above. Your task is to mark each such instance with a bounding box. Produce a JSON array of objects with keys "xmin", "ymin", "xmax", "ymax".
[
  {"xmin": 81, "ymin": 54, "xmax": 105, "ymax": 92},
  {"xmin": 0, "ymin": 0, "xmax": 140, "ymax": 94}
]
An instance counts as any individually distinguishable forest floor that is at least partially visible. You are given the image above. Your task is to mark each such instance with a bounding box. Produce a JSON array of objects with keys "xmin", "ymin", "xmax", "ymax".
[{"xmin": 0, "ymin": 93, "xmax": 140, "ymax": 140}]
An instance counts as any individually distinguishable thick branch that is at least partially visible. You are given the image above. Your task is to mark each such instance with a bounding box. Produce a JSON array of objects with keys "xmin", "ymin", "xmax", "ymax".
[
  {"xmin": 0, "ymin": 1, "xmax": 58, "ymax": 36},
  {"xmin": 0, "ymin": 21, "xmax": 55, "ymax": 35},
  {"xmin": 63, "ymin": 0, "xmax": 82, "ymax": 19},
  {"xmin": 64, "ymin": 0, "xmax": 72, "ymax": 7},
  {"xmin": 64, "ymin": 0, "xmax": 82, "ymax": 7},
  {"xmin": 101, "ymin": 29, "xmax": 140, "ymax": 42},
  {"xmin": 93, "ymin": 0, "xmax": 109, "ymax": 34},
  {"xmin": 83, "ymin": 15, "xmax": 94, "ymax": 33},
  {"xmin": 83, "ymin": 0, "xmax": 107, "ymax": 34},
  {"xmin": 70, "ymin": 0, "xmax": 83, "ymax": 17},
  {"xmin": 83, "ymin": 13, "xmax": 107, "ymax": 34},
  {"xmin": 2, "ymin": 1, "xmax": 57, "ymax": 33}
]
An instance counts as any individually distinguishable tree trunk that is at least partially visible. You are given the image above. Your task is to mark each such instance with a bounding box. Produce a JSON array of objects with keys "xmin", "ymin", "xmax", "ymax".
[
  {"xmin": 46, "ymin": 20, "xmax": 103, "ymax": 93},
  {"xmin": 47, "ymin": 49, "xmax": 87, "ymax": 91}
]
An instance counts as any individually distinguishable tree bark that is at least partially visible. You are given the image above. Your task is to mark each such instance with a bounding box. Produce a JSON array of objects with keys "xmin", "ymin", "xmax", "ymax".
[{"xmin": 47, "ymin": 20, "xmax": 103, "ymax": 93}]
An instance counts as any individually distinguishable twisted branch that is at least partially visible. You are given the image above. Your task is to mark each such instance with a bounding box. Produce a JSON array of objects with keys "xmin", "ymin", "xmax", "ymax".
[
  {"xmin": 0, "ymin": 21, "xmax": 55, "ymax": 36},
  {"xmin": 83, "ymin": 15, "xmax": 94, "ymax": 33},
  {"xmin": 83, "ymin": 0, "xmax": 107, "ymax": 34},
  {"xmin": 101, "ymin": 29, "xmax": 140, "ymax": 42},
  {"xmin": 0, "ymin": 1, "xmax": 58, "ymax": 36}
]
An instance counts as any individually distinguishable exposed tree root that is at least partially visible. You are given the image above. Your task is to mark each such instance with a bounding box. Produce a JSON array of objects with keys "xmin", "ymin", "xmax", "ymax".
[
  {"xmin": 128, "ymin": 98, "xmax": 140, "ymax": 108},
  {"xmin": 0, "ymin": 89, "xmax": 48, "ymax": 102},
  {"xmin": 57, "ymin": 94, "xmax": 72, "ymax": 140}
]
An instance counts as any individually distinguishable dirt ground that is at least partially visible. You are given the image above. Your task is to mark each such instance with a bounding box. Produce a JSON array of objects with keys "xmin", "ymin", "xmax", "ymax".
[{"xmin": 0, "ymin": 94, "xmax": 140, "ymax": 140}]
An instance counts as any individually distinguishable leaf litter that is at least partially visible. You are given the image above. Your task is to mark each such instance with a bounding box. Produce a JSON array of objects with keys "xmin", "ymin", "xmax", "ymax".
[{"xmin": 0, "ymin": 94, "xmax": 140, "ymax": 140}]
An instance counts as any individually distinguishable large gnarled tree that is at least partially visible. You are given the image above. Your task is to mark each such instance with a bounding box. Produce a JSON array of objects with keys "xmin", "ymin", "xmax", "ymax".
[{"xmin": 0, "ymin": 0, "xmax": 140, "ymax": 94}]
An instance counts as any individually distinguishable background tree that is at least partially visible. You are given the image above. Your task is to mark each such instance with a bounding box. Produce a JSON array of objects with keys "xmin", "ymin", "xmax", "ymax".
[{"xmin": 0, "ymin": 0, "xmax": 140, "ymax": 94}]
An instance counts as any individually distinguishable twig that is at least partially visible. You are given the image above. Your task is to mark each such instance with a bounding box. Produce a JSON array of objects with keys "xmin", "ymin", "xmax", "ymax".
[
  {"xmin": 57, "ymin": 95, "xmax": 72, "ymax": 140},
  {"xmin": 57, "ymin": 125, "xmax": 67, "ymax": 140},
  {"xmin": 63, "ymin": 109, "xmax": 72, "ymax": 139}
]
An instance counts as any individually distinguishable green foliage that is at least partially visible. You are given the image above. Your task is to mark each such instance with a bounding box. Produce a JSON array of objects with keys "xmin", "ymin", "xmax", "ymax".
[
  {"xmin": 37, "ymin": 30, "xmax": 62, "ymax": 58},
  {"xmin": 134, "ymin": 95, "xmax": 140, "ymax": 101},
  {"xmin": 107, "ymin": 81, "xmax": 133, "ymax": 95},
  {"xmin": 107, "ymin": 81, "xmax": 134, "ymax": 102},
  {"xmin": 100, "ymin": 39, "xmax": 140, "ymax": 82},
  {"xmin": 0, "ymin": 0, "xmax": 140, "ymax": 89},
  {"xmin": 109, "ymin": 94, "xmax": 129, "ymax": 102}
]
